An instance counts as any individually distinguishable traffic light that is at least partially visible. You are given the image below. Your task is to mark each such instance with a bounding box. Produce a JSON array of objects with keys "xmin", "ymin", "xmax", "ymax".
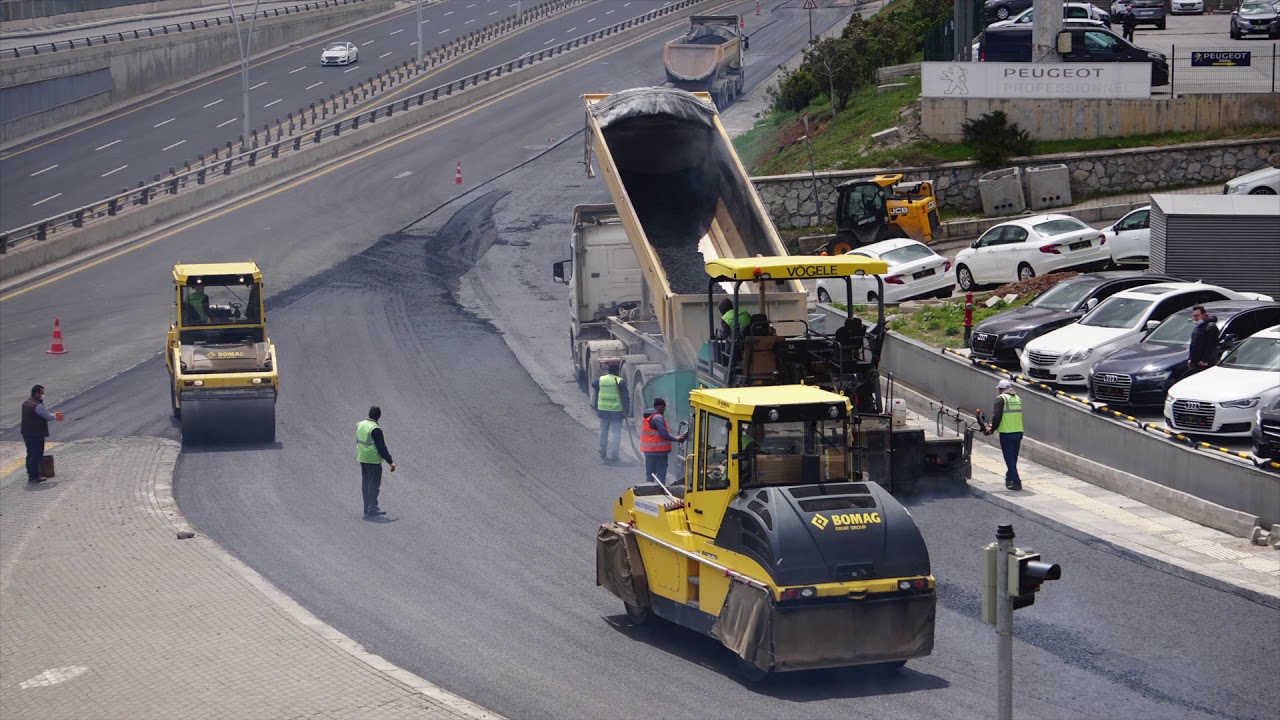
[{"xmin": 1008, "ymin": 550, "xmax": 1061, "ymax": 610}]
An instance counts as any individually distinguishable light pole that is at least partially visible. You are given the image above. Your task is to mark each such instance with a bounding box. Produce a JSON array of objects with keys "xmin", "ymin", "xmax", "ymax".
[
  {"xmin": 416, "ymin": 0, "xmax": 424, "ymax": 65},
  {"xmin": 229, "ymin": 0, "xmax": 263, "ymax": 148}
]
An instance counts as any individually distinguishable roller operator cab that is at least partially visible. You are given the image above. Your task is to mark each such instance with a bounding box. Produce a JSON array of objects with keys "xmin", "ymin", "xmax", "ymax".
[
  {"xmin": 166, "ymin": 262, "xmax": 278, "ymax": 444},
  {"xmin": 830, "ymin": 174, "xmax": 941, "ymax": 256},
  {"xmin": 597, "ymin": 384, "xmax": 936, "ymax": 681}
]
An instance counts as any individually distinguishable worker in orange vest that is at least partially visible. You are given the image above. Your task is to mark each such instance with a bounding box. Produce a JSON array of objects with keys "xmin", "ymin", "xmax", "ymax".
[{"xmin": 640, "ymin": 397, "xmax": 686, "ymax": 484}]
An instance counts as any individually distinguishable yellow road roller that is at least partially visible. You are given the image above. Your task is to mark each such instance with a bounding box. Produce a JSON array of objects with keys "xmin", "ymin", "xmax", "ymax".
[
  {"xmin": 597, "ymin": 384, "xmax": 935, "ymax": 680},
  {"xmin": 166, "ymin": 262, "xmax": 278, "ymax": 444}
]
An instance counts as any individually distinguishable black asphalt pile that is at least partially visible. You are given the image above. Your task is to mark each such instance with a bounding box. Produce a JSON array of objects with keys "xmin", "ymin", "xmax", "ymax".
[{"xmin": 622, "ymin": 166, "xmax": 718, "ymax": 295}]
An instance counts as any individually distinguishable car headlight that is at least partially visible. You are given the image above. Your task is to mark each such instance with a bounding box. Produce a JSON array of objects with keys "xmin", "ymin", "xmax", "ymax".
[
  {"xmin": 1001, "ymin": 331, "xmax": 1028, "ymax": 342},
  {"xmin": 1064, "ymin": 348, "xmax": 1093, "ymax": 364},
  {"xmin": 1147, "ymin": 52, "xmax": 1162, "ymax": 61},
  {"xmin": 1135, "ymin": 370, "xmax": 1171, "ymax": 381},
  {"xmin": 1220, "ymin": 398, "xmax": 1259, "ymax": 409}
]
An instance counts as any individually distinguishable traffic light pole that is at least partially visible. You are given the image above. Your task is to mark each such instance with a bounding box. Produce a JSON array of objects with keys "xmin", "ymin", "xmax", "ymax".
[{"xmin": 996, "ymin": 523, "xmax": 1016, "ymax": 720}]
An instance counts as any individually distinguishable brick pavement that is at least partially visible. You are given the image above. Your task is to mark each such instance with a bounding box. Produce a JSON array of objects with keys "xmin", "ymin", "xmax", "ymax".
[{"xmin": 0, "ymin": 437, "xmax": 501, "ymax": 720}]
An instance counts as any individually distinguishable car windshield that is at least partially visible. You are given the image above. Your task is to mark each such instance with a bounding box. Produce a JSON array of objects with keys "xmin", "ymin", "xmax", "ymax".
[
  {"xmin": 1032, "ymin": 218, "xmax": 1089, "ymax": 236},
  {"xmin": 879, "ymin": 244, "xmax": 935, "ymax": 266},
  {"xmin": 1030, "ymin": 281, "xmax": 1094, "ymax": 310},
  {"xmin": 1143, "ymin": 310, "xmax": 1197, "ymax": 346},
  {"xmin": 737, "ymin": 419, "xmax": 849, "ymax": 488},
  {"xmin": 1218, "ymin": 336, "xmax": 1280, "ymax": 372},
  {"xmin": 182, "ymin": 281, "xmax": 258, "ymax": 326},
  {"xmin": 325, "ymin": 43, "xmax": 347, "ymax": 50},
  {"xmin": 1081, "ymin": 297, "xmax": 1154, "ymax": 328},
  {"xmin": 1240, "ymin": 1, "xmax": 1270, "ymax": 9}
]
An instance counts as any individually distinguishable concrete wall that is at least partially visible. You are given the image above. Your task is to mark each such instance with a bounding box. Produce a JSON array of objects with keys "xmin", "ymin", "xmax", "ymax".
[
  {"xmin": 750, "ymin": 137, "xmax": 1280, "ymax": 223},
  {"xmin": 923, "ymin": 94, "xmax": 1280, "ymax": 142},
  {"xmin": 0, "ymin": 0, "xmax": 392, "ymax": 143},
  {"xmin": 2, "ymin": 0, "xmax": 224, "ymax": 28}
]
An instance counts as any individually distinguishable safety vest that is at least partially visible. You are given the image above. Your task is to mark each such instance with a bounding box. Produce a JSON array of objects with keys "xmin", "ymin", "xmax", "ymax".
[
  {"xmin": 997, "ymin": 394, "xmax": 1024, "ymax": 434},
  {"xmin": 597, "ymin": 374, "xmax": 623, "ymax": 412},
  {"xmin": 356, "ymin": 419, "xmax": 382, "ymax": 463},
  {"xmin": 188, "ymin": 291, "xmax": 208, "ymax": 322},
  {"xmin": 723, "ymin": 307, "xmax": 752, "ymax": 333},
  {"xmin": 640, "ymin": 412, "xmax": 673, "ymax": 454}
]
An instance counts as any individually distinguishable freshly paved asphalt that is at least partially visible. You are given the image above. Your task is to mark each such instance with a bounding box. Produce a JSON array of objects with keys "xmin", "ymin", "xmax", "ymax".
[{"xmin": 2, "ymin": 2, "xmax": 1276, "ymax": 718}]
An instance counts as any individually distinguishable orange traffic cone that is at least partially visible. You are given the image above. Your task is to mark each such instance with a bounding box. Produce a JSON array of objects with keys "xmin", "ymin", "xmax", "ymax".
[
  {"xmin": 755, "ymin": 1, "xmax": 761, "ymax": 15},
  {"xmin": 46, "ymin": 318, "xmax": 67, "ymax": 354},
  {"xmin": 454, "ymin": 162, "xmax": 463, "ymax": 185}
]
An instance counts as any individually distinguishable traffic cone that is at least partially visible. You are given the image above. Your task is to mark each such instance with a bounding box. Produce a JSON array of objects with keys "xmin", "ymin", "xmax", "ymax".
[
  {"xmin": 454, "ymin": 162, "xmax": 463, "ymax": 185},
  {"xmin": 46, "ymin": 318, "xmax": 67, "ymax": 355},
  {"xmin": 740, "ymin": 15, "xmax": 745, "ymax": 29},
  {"xmin": 755, "ymin": 1, "xmax": 760, "ymax": 15}
]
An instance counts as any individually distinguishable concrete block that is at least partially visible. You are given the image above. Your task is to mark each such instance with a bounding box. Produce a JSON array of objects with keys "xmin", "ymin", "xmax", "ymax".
[
  {"xmin": 984, "ymin": 296, "xmax": 1002, "ymax": 308},
  {"xmin": 1003, "ymin": 293, "xmax": 1018, "ymax": 303},
  {"xmin": 877, "ymin": 83, "xmax": 907, "ymax": 93},
  {"xmin": 871, "ymin": 127, "xmax": 903, "ymax": 146}
]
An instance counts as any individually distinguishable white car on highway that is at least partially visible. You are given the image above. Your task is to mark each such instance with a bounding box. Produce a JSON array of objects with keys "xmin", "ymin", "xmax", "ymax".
[
  {"xmin": 1101, "ymin": 205, "xmax": 1151, "ymax": 267},
  {"xmin": 815, "ymin": 240, "xmax": 954, "ymax": 305},
  {"xmin": 1164, "ymin": 325, "xmax": 1280, "ymax": 437},
  {"xmin": 954, "ymin": 214, "xmax": 1110, "ymax": 291},
  {"xmin": 321, "ymin": 41, "xmax": 359, "ymax": 66},
  {"xmin": 1020, "ymin": 282, "xmax": 1258, "ymax": 386},
  {"xmin": 1223, "ymin": 166, "xmax": 1279, "ymax": 195}
]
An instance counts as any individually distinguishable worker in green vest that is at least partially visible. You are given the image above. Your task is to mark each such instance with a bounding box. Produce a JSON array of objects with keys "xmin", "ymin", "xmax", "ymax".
[
  {"xmin": 187, "ymin": 286, "xmax": 209, "ymax": 324},
  {"xmin": 717, "ymin": 298, "xmax": 753, "ymax": 339},
  {"xmin": 591, "ymin": 360, "xmax": 629, "ymax": 463},
  {"xmin": 357, "ymin": 405, "xmax": 395, "ymax": 516},
  {"xmin": 983, "ymin": 379, "xmax": 1023, "ymax": 491}
]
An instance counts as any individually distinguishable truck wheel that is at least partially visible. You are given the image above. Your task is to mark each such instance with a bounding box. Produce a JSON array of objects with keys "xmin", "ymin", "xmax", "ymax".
[
  {"xmin": 735, "ymin": 657, "xmax": 772, "ymax": 683},
  {"xmin": 572, "ymin": 331, "xmax": 586, "ymax": 388},
  {"xmin": 623, "ymin": 602, "xmax": 651, "ymax": 625}
]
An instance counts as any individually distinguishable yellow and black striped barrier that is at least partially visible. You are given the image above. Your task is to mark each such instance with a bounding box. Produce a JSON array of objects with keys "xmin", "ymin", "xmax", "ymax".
[{"xmin": 940, "ymin": 347, "xmax": 1280, "ymax": 471}]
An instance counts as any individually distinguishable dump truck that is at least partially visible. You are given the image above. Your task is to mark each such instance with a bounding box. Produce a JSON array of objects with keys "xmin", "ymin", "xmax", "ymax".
[
  {"xmin": 596, "ymin": 383, "xmax": 937, "ymax": 680},
  {"xmin": 166, "ymin": 262, "xmax": 278, "ymax": 444},
  {"xmin": 663, "ymin": 15, "xmax": 745, "ymax": 109}
]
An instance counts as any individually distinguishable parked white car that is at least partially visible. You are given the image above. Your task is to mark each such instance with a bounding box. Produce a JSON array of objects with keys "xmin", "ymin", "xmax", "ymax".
[
  {"xmin": 1020, "ymin": 282, "xmax": 1258, "ymax": 386},
  {"xmin": 1223, "ymin": 166, "xmax": 1279, "ymax": 195},
  {"xmin": 988, "ymin": 3, "xmax": 1110, "ymax": 28},
  {"xmin": 1170, "ymin": 0, "xmax": 1203, "ymax": 14},
  {"xmin": 954, "ymin": 214, "xmax": 1111, "ymax": 291},
  {"xmin": 1164, "ymin": 325, "xmax": 1280, "ymax": 436},
  {"xmin": 1101, "ymin": 205, "xmax": 1151, "ymax": 267},
  {"xmin": 321, "ymin": 41, "xmax": 359, "ymax": 66},
  {"xmin": 815, "ymin": 240, "xmax": 954, "ymax": 305}
]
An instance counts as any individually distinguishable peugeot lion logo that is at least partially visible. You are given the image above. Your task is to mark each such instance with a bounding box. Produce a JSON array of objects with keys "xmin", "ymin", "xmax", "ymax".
[{"xmin": 941, "ymin": 65, "xmax": 969, "ymax": 95}]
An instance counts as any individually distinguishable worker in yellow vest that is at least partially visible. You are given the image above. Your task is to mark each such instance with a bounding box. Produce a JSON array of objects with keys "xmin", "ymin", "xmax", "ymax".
[
  {"xmin": 591, "ymin": 360, "xmax": 629, "ymax": 463},
  {"xmin": 984, "ymin": 379, "xmax": 1023, "ymax": 491},
  {"xmin": 357, "ymin": 406, "xmax": 396, "ymax": 516}
]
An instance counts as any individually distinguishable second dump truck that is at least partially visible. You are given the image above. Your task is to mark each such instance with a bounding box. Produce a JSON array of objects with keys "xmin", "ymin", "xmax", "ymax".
[{"xmin": 663, "ymin": 15, "xmax": 746, "ymax": 109}]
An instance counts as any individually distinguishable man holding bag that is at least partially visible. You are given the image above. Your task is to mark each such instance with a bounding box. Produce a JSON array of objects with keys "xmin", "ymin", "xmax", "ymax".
[{"xmin": 21, "ymin": 385, "xmax": 64, "ymax": 483}]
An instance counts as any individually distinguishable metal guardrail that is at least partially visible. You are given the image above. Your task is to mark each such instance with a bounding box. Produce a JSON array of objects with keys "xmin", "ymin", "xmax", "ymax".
[
  {"xmin": 5, "ymin": 0, "xmax": 370, "ymax": 58},
  {"xmin": 943, "ymin": 347, "xmax": 1280, "ymax": 471},
  {"xmin": 0, "ymin": 0, "xmax": 712, "ymax": 255}
]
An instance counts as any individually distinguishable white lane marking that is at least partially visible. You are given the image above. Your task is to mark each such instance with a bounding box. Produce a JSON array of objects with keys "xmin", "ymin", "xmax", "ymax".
[
  {"xmin": 101, "ymin": 164, "xmax": 128, "ymax": 177},
  {"xmin": 438, "ymin": 28, "xmax": 450, "ymax": 33},
  {"xmin": 394, "ymin": 170, "xmax": 414, "ymax": 178},
  {"xmin": 566, "ymin": 26, "xmax": 576, "ymax": 33},
  {"xmin": 421, "ymin": 18, "xmax": 429, "ymax": 23},
  {"xmin": 410, "ymin": 40, "xmax": 418, "ymax": 45},
  {"xmin": 264, "ymin": 99, "xmax": 283, "ymax": 108},
  {"xmin": 488, "ymin": 10, "xmax": 497, "ymax": 15},
  {"xmin": 605, "ymin": 9, "xmax": 615, "ymax": 14},
  {"xmin": 389, "ymin": 28, "xmax": 403, "ymax": 35},
  {"xmin": 362, "ymin": 40, "xmax": 375, "ymax": 45},
  {"xmin": 587, "ymin": 17, "xmax": 596, "ymax": 22},
  {"xmin": 19, "ymin": 667, "xmax": 89, "ymax": 689},
  {"xmin": 250, "ymin": 81, "xmax": 268, "ymax": 90},
  {"xmin": 30, "ymin": 164, "xmax": 58, "ymax": 177},
  {"xmin": 444, "ymin": 10, "xmax": 454, "ymax": 15},
  {"xmin": 344, "ymin": 66, "xmax": 359, "ymax": 72},
  {"xmin": 31, "ymin": 193, "xmax": 63, "ymax": 207},
  {"xmin": 379, "ymin": 51, "xmax": 393, "ymax": 58},
  {"xmin": 465, "ymin": 3, "xmax": 476, "ymax": 7},
  {"xmin": 216, "ymin": 118, "xmax": 237, "ymax": 128},
  {"xmin": 153, "ymin": 117, "xmax": 175, "ymax": 128},
  {"xmin": 543, "ymin": 37, "xmax": 556, "ymax": 44},
  {"xmin": 289, "ymin": 66, "xmax": 306, "ymax": 74},
  {"xmin": 162, "ymin": 140, "xmax": 186, "ymax": 151},
  {"xmin": 306, "ymin": 81, "xmax": 324, "ymax": 89},
  {"xmin": 465, "ymin": 18, "xmax": 475, "ymax": 24},
  {"xmin": 95, "ymin": 139, "xmax": 121, "ymax": 151},
  {"xmin": 203, "ymin": 98, "xmax": 224, "ymax": 108}
]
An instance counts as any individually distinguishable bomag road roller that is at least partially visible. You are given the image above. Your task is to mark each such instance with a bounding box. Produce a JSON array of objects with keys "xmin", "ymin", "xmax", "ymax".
[
  {"xmin": 596, "ymin": 384, "xmax": 935, "ymax": 681},
  {"xmin": 166, "ymin": 262, "xmax": 278, "ymax": 444}
]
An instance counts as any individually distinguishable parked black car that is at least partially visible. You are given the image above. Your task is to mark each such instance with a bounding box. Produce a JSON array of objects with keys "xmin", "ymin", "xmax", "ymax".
[
  {"xmin": 1252, "ymin": 396, "xmax": 1280, "ymax": 459},
  {"xmin": 1088, "ymin": 301, "xmax": 1280, "ymax": 407},
  {"xmin": 978, "ymin": 25, "xmax": 1170, "ymax": 86},
  {"xmin": 983, "ymin": 0, "xmax": 1033, "ymax": 23},
  {"xmin": 969, "ymin": 271, "xmax": 1179, "ymax": 366}
]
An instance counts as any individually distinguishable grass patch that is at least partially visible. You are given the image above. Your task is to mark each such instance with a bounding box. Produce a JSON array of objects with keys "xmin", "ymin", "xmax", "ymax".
[{"xmin": 835, "ymin": 295, "xmax": 1034, "ymax": 349}]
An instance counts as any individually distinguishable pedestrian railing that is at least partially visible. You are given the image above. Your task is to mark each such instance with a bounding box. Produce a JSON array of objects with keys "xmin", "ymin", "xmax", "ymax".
[
  {"xmin": 1168, "ymin": 44, "xmax": 1278, "ymax": 95},
  {"xmin": 0, "ymin": 0, "xmax": 717, "ymax": 255},
  {"xmin": 5, "ymin": 0, "xmax": 371, "ymax": 58}
]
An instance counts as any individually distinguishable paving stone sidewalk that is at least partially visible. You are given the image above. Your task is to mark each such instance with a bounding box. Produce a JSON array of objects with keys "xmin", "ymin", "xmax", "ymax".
[
  {"xmin": 914, "ymin": 408, "xmax": 1280, "ymax": 607},
  {"xmin": 0, "ymin": 437, "xmax": 500, "ymax": 720}
]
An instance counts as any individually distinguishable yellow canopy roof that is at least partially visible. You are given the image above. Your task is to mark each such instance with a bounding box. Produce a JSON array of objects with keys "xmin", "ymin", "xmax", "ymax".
[
  {"xmin": 173, "ymin": 262, "xmax": 262, "ymax": 283},
  {"xmin": 691, "ymin": 384, "xmax": 849, "ymax": 416},
  {"xmin": 704, "ymin": 255, "xmax": 888, "ymax": 282}
]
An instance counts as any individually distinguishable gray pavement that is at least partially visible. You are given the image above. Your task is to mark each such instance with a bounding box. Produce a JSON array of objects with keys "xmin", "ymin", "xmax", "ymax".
[{"xmin": 0, "ymin": 437, "xmax": 499, "ymax": 720}]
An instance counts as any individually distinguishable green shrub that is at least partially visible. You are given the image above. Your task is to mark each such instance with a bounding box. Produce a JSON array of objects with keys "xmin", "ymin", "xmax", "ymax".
[
  {"xmin": 962, "ymin": 111, "xmax": 1034, "ymax": 166},
  {"xmin": 770, "ymin": 69, "xmax": 821, "ymax": 113}
]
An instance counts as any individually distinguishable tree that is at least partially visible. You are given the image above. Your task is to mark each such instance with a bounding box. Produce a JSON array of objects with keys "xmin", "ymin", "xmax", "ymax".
[{"xmin": 802, "ymin": 37, "xmax": 861, "ymax": 114}]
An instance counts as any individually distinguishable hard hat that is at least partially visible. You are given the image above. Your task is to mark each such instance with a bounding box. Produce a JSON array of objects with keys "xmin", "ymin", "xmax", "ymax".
[{"xmin": 997, "ymin": 379, "xmax": 1013, "ymax": 390}]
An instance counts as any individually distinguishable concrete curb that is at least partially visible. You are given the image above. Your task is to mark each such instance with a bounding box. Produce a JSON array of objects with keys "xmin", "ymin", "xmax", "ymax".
[{"xmin": 0, "ymin": 0, "xmax": 724, "ymax": 283}]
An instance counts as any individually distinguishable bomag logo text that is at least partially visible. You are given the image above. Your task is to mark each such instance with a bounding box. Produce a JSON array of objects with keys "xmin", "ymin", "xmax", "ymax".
[
  {"xmin": 212, "ymin": 351, "xmax": 245, "ymax": 358},
  {"xmin": 811, "ymin": 512, "xmax": 881, "ymax": 531}
]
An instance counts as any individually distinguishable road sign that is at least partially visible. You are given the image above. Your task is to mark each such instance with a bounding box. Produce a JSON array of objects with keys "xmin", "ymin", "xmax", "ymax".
[
  {"xmin": 802, "ymin": 0, "xmax": 817, "ymax": 9},
  {"xmin": 1190, "ymin": 51, "xmax": 1250, "ymax": 67}
]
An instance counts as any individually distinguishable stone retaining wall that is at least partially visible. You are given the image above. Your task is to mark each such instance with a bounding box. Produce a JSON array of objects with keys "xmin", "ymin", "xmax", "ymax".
[{"xmin": 751, "ymin": 137, "xmax": 1280, "ymax": 226}]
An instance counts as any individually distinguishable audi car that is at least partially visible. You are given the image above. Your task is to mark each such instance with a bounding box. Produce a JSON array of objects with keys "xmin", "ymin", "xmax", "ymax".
[
  {"xmin": 1165, "ymin": 325, "xmax": 1280, "ymax": 437},
  {"xmin": 1252, "ymin": 396, "xmax": 1280, "ymax": 459},
  {"xmin": 1088, "ymin": 301, "xmax": 1280, "ymax": 407},
  {"xmin": 321, "ymin": 41, "xmax": 359, "ymax": 66},
  {"xmin": 969, "ymin": 271, "xmax": 1178, "ymax": 366}
]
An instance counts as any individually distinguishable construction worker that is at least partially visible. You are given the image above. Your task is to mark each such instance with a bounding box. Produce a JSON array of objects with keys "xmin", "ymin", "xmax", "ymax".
[
  {"xmin": 356, "ymin": 406, "xmax": 395, "ymax": 517},
  {"xmin": 20, "ymin": 384, "xmax": 64, "ymax": 484},
  {"xmin": 592, "ymin": 361, "xmax": 629, "ymax": 462},
  {"xmin": 983, "ymin": 379, "xmax": 1023, "ymax": 491},
  {"xmin": 187, "ymin": 285, "xmax": 209, "ymax": 323},
  {"xmin": 717, "ymin": 298, "xmax": 753, "ymax": 339},
  {"xmin": 640, "ymin": 398, "xmax": 686, "ymax": 484}
]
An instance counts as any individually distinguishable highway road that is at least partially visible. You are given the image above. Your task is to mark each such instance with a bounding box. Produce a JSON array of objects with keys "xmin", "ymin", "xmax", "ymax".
[
  {"xmin": 0, "ymin": 0, "xmax": 666, "ymax": 229},
  {"xmin": 1, "ymin": 1, "xmax": 1276, "ymax": 718}
]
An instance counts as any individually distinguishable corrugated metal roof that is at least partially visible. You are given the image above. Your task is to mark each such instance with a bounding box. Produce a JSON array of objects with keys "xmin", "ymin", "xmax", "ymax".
[{"xmin": 1149, "ymin": 193, "xmax": 1280, "ymax": 217}]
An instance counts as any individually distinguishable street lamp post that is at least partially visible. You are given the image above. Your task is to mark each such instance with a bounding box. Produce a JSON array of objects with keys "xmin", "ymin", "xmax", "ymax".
[
  {"xmin": 228, "ymin": 0, "xmax": 263, "ymax": 148},
  {"xmin": 416, "ymin": 0, "xmax": 424, "ymax": 65}
]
